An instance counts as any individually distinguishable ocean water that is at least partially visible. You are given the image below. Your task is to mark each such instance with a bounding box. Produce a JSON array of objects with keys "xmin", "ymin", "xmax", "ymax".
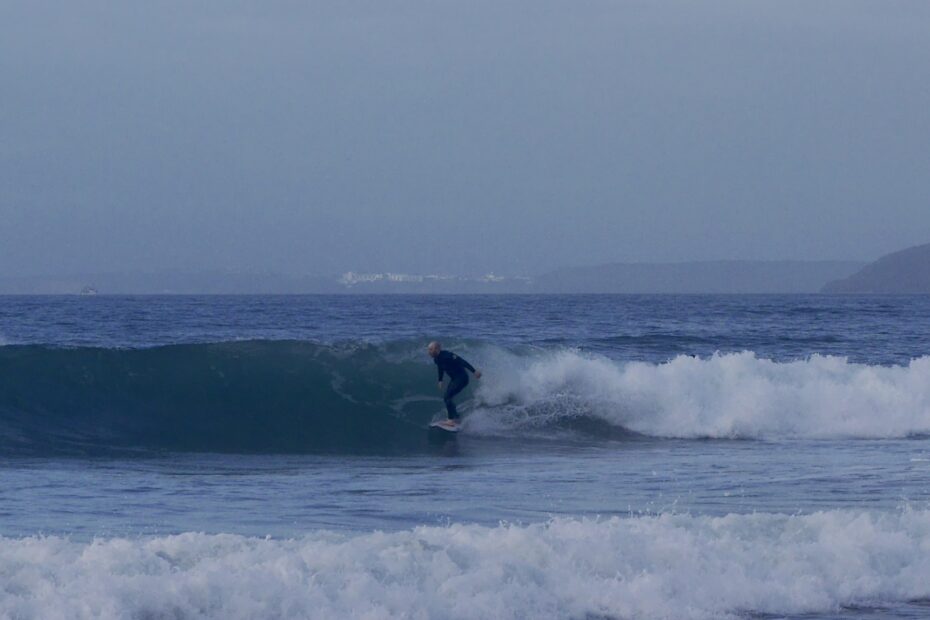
[{"xmin": 2, "ymin": 294, "xmax": 930, "ymax": 620}]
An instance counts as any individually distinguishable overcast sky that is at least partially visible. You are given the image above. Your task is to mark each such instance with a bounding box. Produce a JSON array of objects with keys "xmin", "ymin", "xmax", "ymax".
[{"xmin": 2, "ymin": 1, "xmax": 929, "ymax": 276}]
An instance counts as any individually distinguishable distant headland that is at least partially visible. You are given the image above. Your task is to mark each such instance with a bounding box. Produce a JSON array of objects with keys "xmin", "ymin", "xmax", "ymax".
[{"xmin": 821, "ymin": 243, "xmax": 930, "ymax": 293}]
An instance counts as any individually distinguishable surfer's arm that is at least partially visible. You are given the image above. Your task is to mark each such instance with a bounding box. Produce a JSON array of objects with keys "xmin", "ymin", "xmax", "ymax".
[
  {"xmin": 455, "ymin": 355, "xmax": 476, "ymax": 374},
  {"xmin": 437, "ymin": 365, "xmax": 444, "ymax": 382}
]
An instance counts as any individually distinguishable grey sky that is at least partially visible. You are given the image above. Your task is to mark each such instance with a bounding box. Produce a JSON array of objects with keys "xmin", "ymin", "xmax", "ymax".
[{"xmin": 2, "ymin": 1, "xmax": 929, "ymax": 276}]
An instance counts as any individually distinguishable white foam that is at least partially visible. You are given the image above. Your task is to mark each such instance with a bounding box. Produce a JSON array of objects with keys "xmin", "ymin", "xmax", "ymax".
[
  {"xmin": 3, "ymin": 510, "xmax": 930, "ymax": 619},
  {"xmin": 468, "ymin": 350, "xmax": 930, "ymax": 439}
]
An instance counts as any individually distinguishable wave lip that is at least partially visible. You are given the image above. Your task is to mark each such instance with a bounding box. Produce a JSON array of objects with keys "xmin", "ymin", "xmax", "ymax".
[
  {"xmin": 3, "ymin": 509, "xmax": 930, "ymax": 620},
  {"xmin": 469, "ymin": 350, "xmax": 930, "ymax": 439}
]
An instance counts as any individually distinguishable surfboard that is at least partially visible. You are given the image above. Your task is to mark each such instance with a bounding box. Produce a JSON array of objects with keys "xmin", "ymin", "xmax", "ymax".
[{"xmin": 429, "ymin": 419, "xmax": 462, "ymax": 433}]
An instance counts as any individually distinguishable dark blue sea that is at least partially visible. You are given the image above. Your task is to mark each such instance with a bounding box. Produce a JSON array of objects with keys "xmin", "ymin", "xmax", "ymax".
[{"xmin": 2, "ymin": 295, "xmax": 930, "ymax": 619}]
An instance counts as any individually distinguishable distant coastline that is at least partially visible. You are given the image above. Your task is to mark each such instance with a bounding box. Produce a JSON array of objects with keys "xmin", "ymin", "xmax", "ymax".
[{"xmin": 0, "ymin": 259, "xmax": 866, "ymax": 295}]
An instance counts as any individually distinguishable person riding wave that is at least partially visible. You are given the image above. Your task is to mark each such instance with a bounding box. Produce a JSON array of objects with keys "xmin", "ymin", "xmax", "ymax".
[{"xmin": 427, "ymin": 341, "xmax": 481, "ymax": 425}]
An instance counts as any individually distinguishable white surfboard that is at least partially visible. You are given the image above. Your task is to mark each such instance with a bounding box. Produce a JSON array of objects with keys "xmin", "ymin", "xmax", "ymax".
[{"xmin": 429, "ymin": 419, "xmax": 462, "ymax": 433}]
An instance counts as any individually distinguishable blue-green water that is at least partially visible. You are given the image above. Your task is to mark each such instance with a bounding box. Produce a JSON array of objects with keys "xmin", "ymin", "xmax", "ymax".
[{"xmin": 2, "ymin": 295, "xmax": 930, "ymax": 619}]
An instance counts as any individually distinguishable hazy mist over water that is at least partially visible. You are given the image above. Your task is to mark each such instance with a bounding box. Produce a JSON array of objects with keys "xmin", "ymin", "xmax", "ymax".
[{"xmin": 2, "ymin": 1, "xmax": 930, "ymax": 277}]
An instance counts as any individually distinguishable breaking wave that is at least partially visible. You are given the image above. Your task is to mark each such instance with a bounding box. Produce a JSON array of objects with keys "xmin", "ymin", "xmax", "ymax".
[
  {"xmin": 2, "ymin": 341, "xmax": 930, "ymax": 454},
  {"xmin": 3, "ymin": 509, "xmax": 930, "ymax": 619},
  {"xmin": 469, "ymin": 348, "xmax": 930, "ymax": 440}
]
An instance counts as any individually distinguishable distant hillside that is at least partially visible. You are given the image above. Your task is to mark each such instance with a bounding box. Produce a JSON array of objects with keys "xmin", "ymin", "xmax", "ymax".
[
  {"xmin": 535, "ymin": 261, "xmax": 864, "ymax": 294},
  {"xmin": 822, "ymin": 243, "xmax": 930, "ymax": 293}
]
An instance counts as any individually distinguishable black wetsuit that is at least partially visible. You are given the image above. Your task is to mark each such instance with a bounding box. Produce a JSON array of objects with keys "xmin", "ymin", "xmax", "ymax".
[{"xmin": 434, "ymin": 350, "xmax": 476, "ymax": 419}]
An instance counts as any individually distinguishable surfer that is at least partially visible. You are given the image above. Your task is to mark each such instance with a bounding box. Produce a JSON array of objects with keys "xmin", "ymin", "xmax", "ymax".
[{"xmin": 427, "ymin": 341, "xmax": 481, "ymax": 424}]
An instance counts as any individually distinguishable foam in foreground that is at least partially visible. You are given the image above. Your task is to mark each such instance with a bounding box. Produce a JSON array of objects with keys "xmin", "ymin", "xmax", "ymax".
[{"xmin": 3, "ymin": 509, "xmax": 930, "ymax": 620}]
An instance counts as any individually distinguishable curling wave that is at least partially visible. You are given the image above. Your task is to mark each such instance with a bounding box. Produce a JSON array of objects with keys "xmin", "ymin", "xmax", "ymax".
[
  {"xmin": 2, "ymin": 341, "xmax": 930, "ymax": 454},
  {"xmin": 3, "ymin": 509, "xmax": 930, "ymax": 619}
]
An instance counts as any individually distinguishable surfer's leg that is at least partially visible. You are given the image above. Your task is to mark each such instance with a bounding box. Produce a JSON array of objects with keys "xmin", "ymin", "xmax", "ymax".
[
  {"xmin": 443, "ymin": 395, "xmax": 458, "ymax": 419},
  {"xmin": 443, "ymin": 376, "xmax": 469, "ymax": 419}
]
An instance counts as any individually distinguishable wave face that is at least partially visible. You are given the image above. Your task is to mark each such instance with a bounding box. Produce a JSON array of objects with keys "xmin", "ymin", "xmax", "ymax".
[
  {"xmin": 3, "ymin": 509, "xmax": 930, "ymax": 620},
  {"xmin": 2, "ymin": 341, "xmax": 930, "ymax": 454},
  {"xmin": 0, "ymin": 341, "xmax": 437, "ymax": 454}
]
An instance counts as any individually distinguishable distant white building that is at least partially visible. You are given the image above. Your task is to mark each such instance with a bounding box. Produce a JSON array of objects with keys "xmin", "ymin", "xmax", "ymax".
[
  {"xmin": 341, "ymin": 271, "xmax": 452, "ymax": 286},
  {"xmin": 339, "ymin": 272, "xmax": 383, "ymax": 286},
  {"xmin": 339, "ymin": 271, "xmax": 523, "ymax": 288},
  {"xmin": 385, "ymin": 273, "xmax": 424, "ymax": 283}
]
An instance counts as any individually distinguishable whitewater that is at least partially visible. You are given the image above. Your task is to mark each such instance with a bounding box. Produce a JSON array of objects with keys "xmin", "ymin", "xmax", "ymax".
[
  {"xmin": 5, "ymin": 510, "xmax": 930, "ymax": 620},
  {"xmin": 2, "ymin": 294, "xmax": 930, "ymax": 619},
  {"xmin": 470, "ymin": 349, "xmax": 930, "ymax": 440}
]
